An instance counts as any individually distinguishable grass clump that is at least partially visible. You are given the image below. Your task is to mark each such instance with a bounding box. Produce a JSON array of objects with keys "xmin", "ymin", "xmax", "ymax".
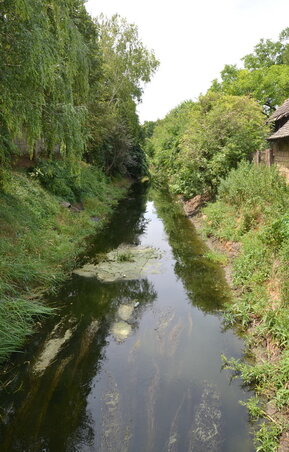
[
  {"xmin": 115, "ymin": 251, "xmax": 135, "ymax": 262},
  {"xmin": 203, "ymin": 162, "xmax": 289, "ymax": 450},
  {"xmin": 0, "ymin": 298, "xmax": 53, "ymax": 361},
  {"xmin": 0, "ymin": 167, "xmax": 129, "ymax": 363}
]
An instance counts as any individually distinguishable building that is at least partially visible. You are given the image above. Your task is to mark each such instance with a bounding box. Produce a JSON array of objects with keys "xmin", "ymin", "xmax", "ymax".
[{"xmin": 267, "ymin": 98, "xmax": 289, "ymax": 170}]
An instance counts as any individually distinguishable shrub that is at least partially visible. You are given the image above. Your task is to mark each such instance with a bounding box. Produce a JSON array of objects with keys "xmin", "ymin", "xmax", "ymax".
[{"xmin": 218, "ymin": 161, "xmax": 289, "ymax": 211}]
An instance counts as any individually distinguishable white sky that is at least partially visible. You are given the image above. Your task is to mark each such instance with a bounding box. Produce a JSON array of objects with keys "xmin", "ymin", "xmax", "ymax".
[{"xmin": 85, "ymin": 0, "xmax": 289, "ymax": 123}]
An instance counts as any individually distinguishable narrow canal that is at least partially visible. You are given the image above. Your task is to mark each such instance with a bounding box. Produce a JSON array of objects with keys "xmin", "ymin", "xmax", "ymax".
[{"xmin": 0, "ymin": 186, "xmax": 254, "ymax": 451}]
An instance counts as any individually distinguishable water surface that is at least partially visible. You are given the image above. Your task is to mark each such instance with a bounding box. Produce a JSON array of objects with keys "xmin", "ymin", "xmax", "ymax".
[{"xmin": 0, "ymin": 186, "xmax": 254, "ymax": 451}]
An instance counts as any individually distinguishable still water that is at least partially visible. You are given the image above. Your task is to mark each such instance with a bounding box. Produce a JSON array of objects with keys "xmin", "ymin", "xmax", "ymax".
[{"xmin": 0, "ymin": 186, "xmax": 254, "ymax": 451}]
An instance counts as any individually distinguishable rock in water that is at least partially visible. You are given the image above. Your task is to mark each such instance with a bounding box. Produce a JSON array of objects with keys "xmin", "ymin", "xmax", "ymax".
[
  {"xmin": 111, "ymin": 321, "xmax": 132, "ymax": 342},
  {"xmin": 117, "ymin": 304, "xmax": 135, "ymax": 322}
]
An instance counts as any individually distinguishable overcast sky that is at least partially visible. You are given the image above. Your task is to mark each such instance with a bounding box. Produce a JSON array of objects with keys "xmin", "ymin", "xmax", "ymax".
[{"xmin": 85, "ymin": 0, "xmax": 289, "ymax": 123}]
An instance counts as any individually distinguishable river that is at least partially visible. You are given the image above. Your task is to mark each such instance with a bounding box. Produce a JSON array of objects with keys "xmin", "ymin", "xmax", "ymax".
[{"xmin": 0, "ymin": 185, "xmax": 254, "ymax": 451}]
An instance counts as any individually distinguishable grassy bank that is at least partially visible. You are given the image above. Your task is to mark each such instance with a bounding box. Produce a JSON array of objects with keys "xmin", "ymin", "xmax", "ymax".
[
  {"xmin": 199, "ymin": 162, "xmax": 289, "ymax": 451},
  {"xmin": 0, "ymin": 163, "xmax": 129, "ymax": 363}
]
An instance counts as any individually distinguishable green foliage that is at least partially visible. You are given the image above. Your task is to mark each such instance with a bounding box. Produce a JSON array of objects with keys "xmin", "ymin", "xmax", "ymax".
[
  {"xmin": 255, "ymin": 423, "xmax": 282, "ymax": 452},
  {"xmin": 0, "ymin": 298, "xmax": 52, "ymax": 361},
  {"xmin": 146, "ymin": 101, "xmax": 194, "ymax": 186},
  {"xmin": 0, "ymin": 5, "xmax": 158, "ymax": 182},
  {"xmin": 30, "ymin": 159, "xmax": 117, "ymax": 204},
  {"xmin": 115, "ymin": 251, "xmax": 134, "ymax": 262},
  {"xmin": 211, "ymin": 65, "xmax": 289, "ymax": 114},
  {"xmin": 0, "ymin": 0, "xmax": 91, "ymax": 165},
  {"xmin": 148, "ymin": 94, "xmax": 267, "ymax": 198},
  {"xmin": 233, "ymin": 232, "xmax": 271, "ymax": 286},
  {"xmin": 243, "ymin": 28, "xmax": 289, "ymax": 69},
  {"xmin": 241, "ymin": 396, "xmax": 263, "ymax": 419},
  {"xmin": 203, "ymin": 201, "xmax": 239, "ymax": 240},
  {"xmin": 210, "ymin": 28, "xmax": 289, "ymax": 112},
  {"xmin": 203, "ymin": 250, "xmax": 228, "ymax": 265},
  {"xmin": 219, "ymin": 161, "xmax": 288, "ymax": 206},
  {"xmin": 30, "ymin": 160, "xmax": 82, "ymax": 202},
  {"xmin": 222, "ymin": 354, "xmax": 287, "ymax": 451},
  {"xmin": 86, "ymin": 14, "xmax": 159, "ymax": 176}
]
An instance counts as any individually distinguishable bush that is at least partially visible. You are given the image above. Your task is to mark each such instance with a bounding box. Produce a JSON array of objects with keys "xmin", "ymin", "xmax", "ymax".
[
  {"xmin": 30, "ymin": 160, "xmax": 117, "ymax": 204},
  {"xmin": 218, "ymin": 161, "xmax": 289, "ymax": 211}
]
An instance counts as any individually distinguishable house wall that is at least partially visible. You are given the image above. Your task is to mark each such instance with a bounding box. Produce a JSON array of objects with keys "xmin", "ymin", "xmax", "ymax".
[
  {"xmin": 272, "ymin": 139, "xmax": 289, "ymax": 169},
  {"xmin": 253, "ymin": 149, "xmax": 273, "ymax": 166}
]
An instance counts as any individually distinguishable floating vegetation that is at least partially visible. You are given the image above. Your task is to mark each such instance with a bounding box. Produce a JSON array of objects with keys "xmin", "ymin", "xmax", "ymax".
[
  {"xmin": 147, "ymin": 362, "xmax": 161, "ymax": 451},
  {"xmin": 189, "ymin": 383, "xmax": 222, "ymax": 452},
  {"xmin": 99, "ymin": 372, "xmax": 132, "ymax": 452},
  {"xmin": 167, "ymin": 319, "xmax": 183, "ymax": 357},
  {"xmin": 73, "ymin": 245, "xmax": 162, "ymax": 282}
]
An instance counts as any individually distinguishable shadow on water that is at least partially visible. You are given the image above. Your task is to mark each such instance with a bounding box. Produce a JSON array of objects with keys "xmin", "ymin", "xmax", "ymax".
[{"xmin": 0, "ymin": 184, "xmax": 254, "ymax": 452}]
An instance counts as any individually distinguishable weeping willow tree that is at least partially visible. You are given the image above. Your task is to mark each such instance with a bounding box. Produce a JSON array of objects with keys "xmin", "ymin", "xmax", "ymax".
[
  {"xmin": 0, "ymin": 0, "xmax": 92, "ymax": 171},
  {"xmin": 0, "ymin": 2, "xmax": 159, "ymax": 183}
]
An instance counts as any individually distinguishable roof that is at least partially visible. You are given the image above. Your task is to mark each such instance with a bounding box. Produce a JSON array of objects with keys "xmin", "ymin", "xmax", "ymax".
[
  {"xmin": 268, "ymin": 98, "xmax": 289, "ymax": 122},
  {"xmin": 268, "ymin": 120, "xmax": 289, "ymax": 141}
]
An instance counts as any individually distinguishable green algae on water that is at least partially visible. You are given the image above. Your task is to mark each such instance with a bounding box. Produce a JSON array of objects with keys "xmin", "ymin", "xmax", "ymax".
[{"xmin": 73, "ymin": 245, "xmax": 162, "ymax": 282}]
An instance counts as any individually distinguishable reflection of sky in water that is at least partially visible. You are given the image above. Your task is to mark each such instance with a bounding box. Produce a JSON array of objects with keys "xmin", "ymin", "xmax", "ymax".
[{"xmin": 0, "ymin": 187, "xmax": 254, "ymax": 452}]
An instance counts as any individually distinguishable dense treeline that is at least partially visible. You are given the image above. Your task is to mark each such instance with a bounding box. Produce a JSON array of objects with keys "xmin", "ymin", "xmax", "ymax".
[
  {"xmin": 0, "ymin": 0, "xmax": 158, "ymax": 183},
  {"xmin": 144, "ymin": 28, "xmax": 289, "ymax": 199}
]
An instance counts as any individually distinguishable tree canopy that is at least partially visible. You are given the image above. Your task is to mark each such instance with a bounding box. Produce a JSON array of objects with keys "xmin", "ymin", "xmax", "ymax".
[
  {"xmin": 86, "ymin": 14, "xmax": 159, "ymax": 176},
  {"xmin": 210, "ymin": 27, "xmax": 289, "ymax": 113},
  {"xmin": 146, "ymin": 93, "xmax": 268, "ymax": 198},
  {"xmin": 0, "ymin": 1, "xmax": 159, "ymax": 181}
]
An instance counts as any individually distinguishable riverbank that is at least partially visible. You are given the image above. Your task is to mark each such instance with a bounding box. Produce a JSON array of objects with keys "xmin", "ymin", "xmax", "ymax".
[
  {"xmin": 0, "ymin": 164, "xmax": 130, "ymax": 363},
  {"xmin": 0, "ymin": 186, "xmax": 254, "ymax": 451},
  {"xmin": 181, "ymin": 163, "xmax": 289, "ymax": 452}
]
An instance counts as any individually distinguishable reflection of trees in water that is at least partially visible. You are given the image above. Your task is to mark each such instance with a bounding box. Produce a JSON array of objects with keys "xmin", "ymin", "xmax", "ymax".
[
  {"xmin": 151, "ymin": 189, "xmax": 230, "ymax": 313},
  {"xmin": 0, "ymin": 275, "xmax": 157, "ymax": 452},
  {"xmin": 87, "ymin": 183, "xmax": 149, "ymax": 254}
]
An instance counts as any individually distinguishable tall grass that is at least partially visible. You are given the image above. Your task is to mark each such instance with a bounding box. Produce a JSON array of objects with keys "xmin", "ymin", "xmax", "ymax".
[{"xmin": 0, "ymin": 299, "xmax": 53, "ymax": 360}]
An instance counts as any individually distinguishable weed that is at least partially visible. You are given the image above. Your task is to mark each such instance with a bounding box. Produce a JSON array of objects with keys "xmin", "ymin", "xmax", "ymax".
[
  {"xmin": 255, "ymin": 423, "xmax": 282, "ymax": 452},
  {"xmin": 0, "ymin": 298, "xmax": 53, "ymax": 361},
  {"xmin": 115, "ymin": 251, "xmax": 135, "ymax": 262}
]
